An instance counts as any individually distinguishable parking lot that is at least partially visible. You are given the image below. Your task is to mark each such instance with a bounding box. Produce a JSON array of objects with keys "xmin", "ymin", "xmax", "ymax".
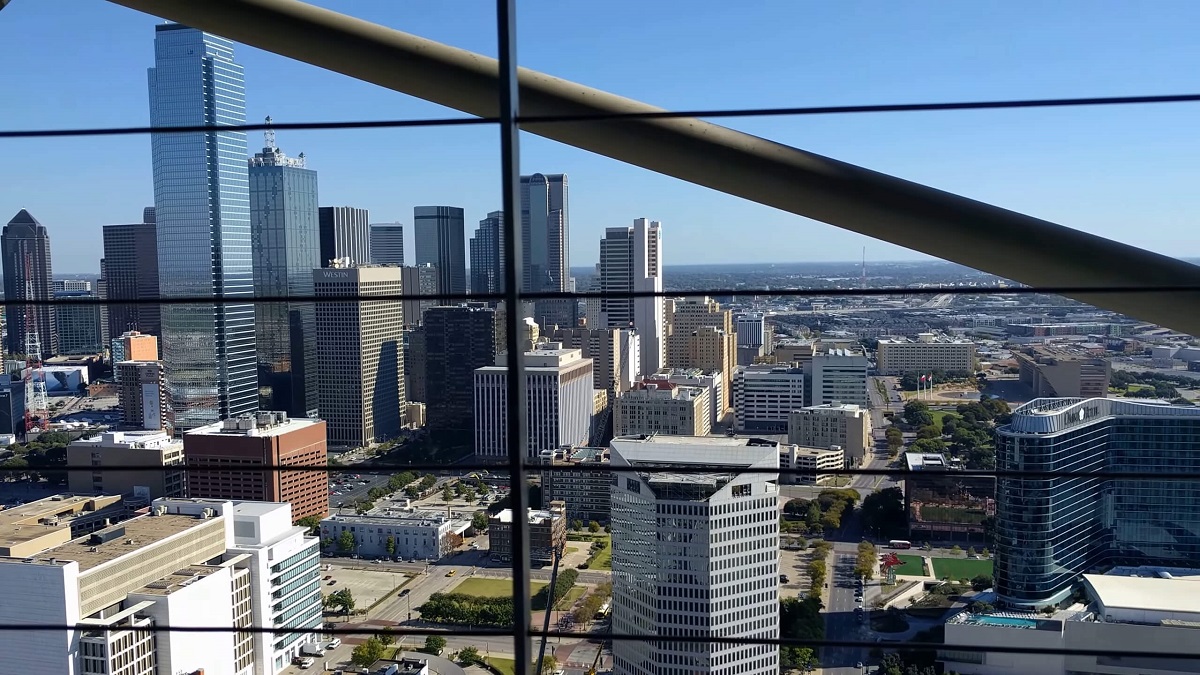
[{"xmin": 324, "ymin": 565, "xmax": 411, "ymax": 612}]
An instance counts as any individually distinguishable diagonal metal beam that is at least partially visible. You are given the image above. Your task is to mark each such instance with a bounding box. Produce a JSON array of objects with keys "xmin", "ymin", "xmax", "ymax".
[{"xmin": 108, "ymin": 0, "xmax": 1200, "ymax": 335}]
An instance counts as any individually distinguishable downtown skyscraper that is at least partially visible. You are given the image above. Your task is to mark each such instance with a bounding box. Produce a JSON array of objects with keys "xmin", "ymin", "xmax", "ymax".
[
  {"xmin": 521, "ymin": 173, "xmax": 574, "ymax": 328},
  {"xmin": 318, "ymin": 207, "xmax": 371, "ymax": 266},
  {"xmin": 370, "ymin": 223, "xmax": 405, "ymax": 266},
  {"xmin": 2, "ymin": 209, "xmax": 56, "ymax": 357},
  {"xmin": 149, "ymin": 25, "xmax": 257, "ymax": 429},
  {"xmin": 414, "ymin": 205, "xmax": 466, "ymax": 296},
  {"xmin": 248, "ymin": 121, "xmax": 320, "ymax": 418},
  {"xmin": 469, "ymin": 210, "xmax": 504, "ymax": 297},
  {"xmin": 599, "ymin": 218, "xmax": 664, "ymax": 375},
  {"xmin": 102, "ymin": 207, "xmax": 160, "ymax": 339}
]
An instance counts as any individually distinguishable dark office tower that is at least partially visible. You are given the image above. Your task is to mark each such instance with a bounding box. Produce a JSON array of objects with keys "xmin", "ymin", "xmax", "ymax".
[
  {"xmin": 149, "ymin": 25, "xmax": 257, "ymax": 429},
  {"xmin": 469, "ymin": 210, "xmax": 504, "ymax": 298},
  {"xmin": 414, "ymin": 206, "xmax": 466, "ymax": 297},
  {"xmin": 400, "ymin": 264, "xmax": 438, "ymax": 328},
  {"xmin": 249, "ymin": 121, "xmax": 320, "ymax": 418},
  {"xmin": 2, "ymin": 209, "xmax": 56, "ymax": 357},
  {"xmin": 102, "ymin": 207, "xmax": 161, "ymax": 340},
  {"xmin": 97, "ymin": 259, "xmax": 109, "ymax": 348},
  {"xmin": 55, "ymin": 289, "xmax": 102, "ymax": 355},
  {"xmin": 370, "ymin": 223, "xmax": 405, "ymax": 266},
  {"xmin": 520, "ymin": 173, "xmax": 574, "ymax": 328},
  {"xmin": 423, "ymin": 304, "xmax": 496, "ymax": 442},
  {"xmin": 995, "ymin": 397, "xmax": 1200, "ymax": 609},
  {"xmin": 318, "ymin": 206, "xmax": 370, "ymax": 266}
]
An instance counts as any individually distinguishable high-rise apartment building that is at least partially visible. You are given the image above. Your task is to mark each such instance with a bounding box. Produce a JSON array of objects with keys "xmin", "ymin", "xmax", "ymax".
[
  {"xmin": 423, "ymin": 304, "xmax": 496, "ymax": 438},
  {"xmin": 184, "ymin": 412, "xmax": 329, "ymax": 522},
  {"xmin": 2, "ymin": 209, "xmax": 56, "ymax": 356},
  {"xmin": 102, "ymin": 208, "xmax": 160, "ymax": 339},
  {"xmin": 614, "ymin": 380, "xmax": 711, "ymax": 437},
  {"xmin": 733, "ymin": 364, "xmax": 806, "ymax": 433},
  {"xmin": 810, "ymin": 348, "xmax": 869, "ymax": 407},
  {"xmin": 313, "ymin": 266, "xmax": 405, "ymax": 448},
  {"xmin": 248, "ymin": 124, "xmax": 320, "ymax": 418},
  {"xmin": 474, "ymin": 344, "xmax": 594, "ymax": 459},
  {"xmin": 609, "ymin": 435, "xmax": 780, "ymax": 675},
  {"xmin": 876, "ymin": 333, "xmax": 976, "ymax": 376},
  {"xmin": 0, "ymin": 496, "xmax": 323, "ymax": 675},
  {"xmin": 54, "ymin": 289, "xmax": 103, "ymax": 355},
  {"xmin": 470, "ymin": 210, "xmax": 504, "ymax": 296},
  {"xmin": 414, "ymin": 206, "xmax": 466, "ymax": 296},
  {"xmin": 370, "ymin": 222, "xmax": 405, "ymax": 265},
  {"xmin": 318, "ymin": 206, "xmax": 370, "ymax": 266},
  {"xmin": 400, "ymin": 263, "xmax": 438, "ymax": 327},
  {"xmin": 149, "ymin": 25, "xmax": 257, "ymax": 429},
  {"xmin": 665, "ymin": 297, "xmax": 736, "ymax": 417},
  {"xmin": 521, "ymin": 173, "xmax": 574, "ymax": 328},
  {"xmin": 599, "ymin": 219, "xmax": 664, "ymax": 375},
  {"xmin": 788, "ymin": 402, "xmax": 872, "ymax": 466},
  {"xmin": 116, "ymin": 360, "xmax": 170, "ymax": 432},
  {"xmin": 66, "ymin": 430, "xmax": 185, "ymax": 498},
  {"xmin": 995, "ymin": 397, "xmax": 1200, "ymax": 608}
]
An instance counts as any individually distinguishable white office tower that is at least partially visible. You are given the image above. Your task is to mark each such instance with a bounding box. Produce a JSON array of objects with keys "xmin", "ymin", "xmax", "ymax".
[
  {"xmin": 610, "ymin": 435, "xmax": 780, "ymax": 675},
  {"xmin": 809, "ymin": 348, "xmax": 869, "ymax": 407},
  {"xmin": 0, "ymin": 497, "xmax": 321, "ymax": 675},
  {"xmin": 599, "ymin": 219, "xmax": 664, "ymax": 376},
  {"xmin": 733, "ymin": 364, "xmax": 806, "ymax": 433},
  {"xmin": 474, "ymin": 343, "xmax": 594, "ymax": 458}
]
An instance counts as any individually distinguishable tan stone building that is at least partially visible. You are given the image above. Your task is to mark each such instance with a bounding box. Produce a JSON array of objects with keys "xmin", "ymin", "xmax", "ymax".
[
  {"xmin": 66, "ymin": 430, "xmax": 185, "ymax": 499},
  {"xmin": 613, "ymin": 380, "xmax": 712, "ymax": 437},
  {"xmin": 788, "ymin": 402, "xmax": 872, "ymax": 467}
]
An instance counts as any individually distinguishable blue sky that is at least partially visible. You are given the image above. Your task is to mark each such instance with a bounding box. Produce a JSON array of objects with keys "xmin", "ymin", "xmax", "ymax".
[{"xmin": 2, "ymin": 1, "xmax": 1200, "ymax": 273}]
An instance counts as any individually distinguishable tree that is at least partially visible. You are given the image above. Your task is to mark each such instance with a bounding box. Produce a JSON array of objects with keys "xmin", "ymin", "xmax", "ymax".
[
  {"xmin": 377, "ymin": 632, "xmax": 395, "ymax": 649},
  {"xmin": 571, "ymin": 519, "xmax": 583, "ymax": 531},
  {"xmin": 860, "ymin": 487, "xmax": 906, "ymax": 539},
  {"xmin": 967, "ymin": 546, "xmax": 976, "ymax": 556},
  {"xmin": 423, "ymin": 635, "xmax": 447, "ymax": 655},
  {"xmin": 296, "ymin": 515, "xmax": 322, "ymax": 535},
  {"xmin": 950, "ymin": 544, "xmax": 962, "ymax": 554},
  {"xmin": 441, "ymin": 486, "xmax": 453, "ymax": 502},
  {"xmin": 588, "ymin": 520, "xmax": 601, "ymax": 533},
  {"xmin": 971, "ymin": 574, "xmax": 994, "ymax": 591},
  {"xmin": 903, "ymin": 400, "xmax": 934, "ymax": 427},
  {"xmin": 338, "ymin": 530, "xmax": 356, "ymax": 553},
  {"xmin": 916, "ymin": 425, "xmax": 941, "ymax": 440},
  {"xmin": 911, "ymin": 438, "xmax": 946, "ymax": 454},
  {"xmin": 532, "ymin": 568, "xmax": 579, "ymax": 610},
  {"xmin": 457, "ymin": 645, "xmax": 483, "ymax": 665},
  {"xmin": 782, "ymin": 646, "xmax": 818, "ymax": 673},
  {"xmin": 970, "ymin": 600, "xmax": 995, "ymax": 614},
  {"xmin": 385, "ymin": 536, "xmax": 396, "ymax": 556},
  {"xmin": 472, "ymin": 510, "xmax": 489, "ymax": 532},
  {"xmin": 351, "ymin": 636, "xmax": 386, "ymax": 667},
  {"xmin": 537, "ymin": 655, "xmax": 558, "ymax": 675},
  {"xmin": 328, "ymin": 589, "xmax": 356, "ymax": 618}
]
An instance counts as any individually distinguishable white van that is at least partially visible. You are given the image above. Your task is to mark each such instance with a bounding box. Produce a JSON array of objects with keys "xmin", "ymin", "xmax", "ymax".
[{"xmin": 298, "ymin": 657, "xmax": 315, "ymax": 669}]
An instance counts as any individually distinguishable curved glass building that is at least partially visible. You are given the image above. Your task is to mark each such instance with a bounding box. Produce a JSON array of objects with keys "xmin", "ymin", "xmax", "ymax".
[{"xmin": 995, "ymin": 397, "xmax": 1200, "ymax": 608}]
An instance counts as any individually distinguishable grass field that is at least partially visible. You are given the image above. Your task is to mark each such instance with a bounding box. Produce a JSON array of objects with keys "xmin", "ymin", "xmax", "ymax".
[
  {"xmin": 893, "ymin": 554, "xmax": 926, "ymax": 576},
  {"xmin": 555, "ymin": 585, "xmax": 587, "ymax": 610},
  {"xmin": 488, "ymin": 657, "xmax": 517, "ymax": 675},
  {"xmin": 929, "ymin": 410, "xmax": 960, "ymax": 426},
  {"xmin": 450, "ymin": 577, "xmax": 547, "ymax": 598},
  {"xmin": 584, "ymin": 537, "xmax": 612, "ymax": 570},
  {"xmin": 931, "ymin": 557, "xmax": 993, "ymax": 580}
]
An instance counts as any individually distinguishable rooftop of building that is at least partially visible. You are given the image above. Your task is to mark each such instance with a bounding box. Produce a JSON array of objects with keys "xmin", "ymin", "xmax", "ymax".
[
  {"xmin": 490, "ymin": 507, "xmax": 561, "ymax": 525},
  {"xmin": 1005, "ymin": 397, "xmax": 1200, "ymax": 434},
  {"xmin": 904, "ymin": 452, "xmax": 952, "ymax": 471},
  {"xmin": 133, "ymin": 564, "xmax": 222, "ymax": 596},
  {"xmin": 1015, "ymin": 343, "xmax": 1111, "ymax": 361},
  {"xmin": 798, "ymin": 401, "xmax": 867, "ymax": 412},
  {"xmin": 878, "ymin": 334, "xmax": 974, "ymax": 345},
  {"xmin": 820, "ymin": 347, "xmax": 865, "ymax": 358},
  {"xmin": 1084, "ymin": 567, "xmax": 1200, "ymax": 616},
  {"xmin": 24, "ymin": 512, "xmax": 212, "ymax": 571},
  {"xmin": 0, "ymin": 494, "xmax": 124, "ymax": 548},
  {"xmin": 186, "ymin": 411, "xmax": 321, "ymax": 438},
  {"xmin": 792, "ymin": 445, "xmax": 844, "ymax": 457},
  {"xmin": 324, "ymin": 508, "xmax": 453, "ymax": 525},
  {"xmin": 71, "ymin": 430, "xmax": 179, "ymax": 450},
  {"xmin": 542, "ymin": 446, "xmax": 609, "ymax": 464},
  {"xmin": 651, "ymin": 368, "xmax": 721, "ymax": 380},
  {"xmin": 737, "ymin": 364, "xmax": 804, "ymax": 375}
]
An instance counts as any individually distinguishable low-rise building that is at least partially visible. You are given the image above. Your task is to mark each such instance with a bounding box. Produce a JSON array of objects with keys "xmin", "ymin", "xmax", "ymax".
[
  {"xmin": 941, "ymin": 566, "xmax": 1200, "ymax": 675},
  {"xmin": 613, "ymin": 380, "xmax": 711, "ymax": 437},
  {"xmin": 780, "ymin": 445, "xmax": 844, "ymax": 485},
  {"xmin": 788, "ymin": 402, "xmax": 872, "ymax": 467},
  {"xmin": 540, "ymin": 447, "xmax": 611, "ymax": 523},
  {"xmin": 1014, "ymin": 345, "xmax": 1111, "ymax": 398},
  {"xmin": 488, "ymin": 501, "xmax": 567, "ymax": 565},
  {"xmin": 66, "ymin": 430, "xmax": 185, "ymax": 500},
  {"xmin": 319, "ymin": 509, "xmax": 467, "ymax": 560},
  {"xmin": 0, "ymin": 494, "xmax": 126, "ymax": 557},
  {"xmin": 876, "ymin": 333, "xmax": 975, "ymax": 376}
]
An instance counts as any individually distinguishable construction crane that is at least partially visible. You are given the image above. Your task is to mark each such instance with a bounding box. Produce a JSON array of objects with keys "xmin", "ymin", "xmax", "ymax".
[{"xmin": 21, "ymin": 253, "xmax": 48, "ymax": 433}]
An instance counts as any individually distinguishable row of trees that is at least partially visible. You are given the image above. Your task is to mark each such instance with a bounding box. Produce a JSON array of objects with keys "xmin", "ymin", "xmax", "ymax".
[
  {"xmin": 417, "ymin": 592, "xmax": 514, "ymax": 627},
  {"xmin": 781, "ymin": 488, "xmax": 860, "ymax": 536},
  {"xmin": 531, "ymin": 568, "xmax": 579, "ymax": 611},
  {"xmin": 805, "ymin": 540, "xmax": 832, "ymax": 601},
  {"xmin": 569, "ymin": 519, "xmax": 604, "ymax": 533},
  {"xmin": 853, "ymin": 540, "xmax": 878, "ymax": 580},
  {"xmin": 860, "ymin": 487, "xmax": 907, "ymax": 540},
  {"xmin": 571, "ymin": 581, "xmax": 613, "ymax": 624}
]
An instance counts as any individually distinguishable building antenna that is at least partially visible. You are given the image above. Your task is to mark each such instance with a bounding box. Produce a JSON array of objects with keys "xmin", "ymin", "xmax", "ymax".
[{"xmin": 263, "ymin": 115, "xmax": 276, "ymax": 150}]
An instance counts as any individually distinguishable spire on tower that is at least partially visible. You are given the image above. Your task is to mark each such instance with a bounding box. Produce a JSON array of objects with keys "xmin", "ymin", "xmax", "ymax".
[{"xmin": 264, "ymin": 115, "xmax": 276, "ymax": 150}]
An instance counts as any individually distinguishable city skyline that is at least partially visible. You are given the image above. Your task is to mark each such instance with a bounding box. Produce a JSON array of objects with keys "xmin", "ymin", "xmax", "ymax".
[{"xmin": 8, "ymin": 3, "xmax": 1200, "ymax": 273}]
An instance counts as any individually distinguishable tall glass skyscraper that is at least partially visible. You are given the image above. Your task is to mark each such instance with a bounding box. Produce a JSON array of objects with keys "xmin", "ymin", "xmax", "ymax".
[
  {"xmin": 414, "ymin": 206, "xmax": 466, "ymax": 296},
  {"xmin": 520, "ymin": 173, "xmax": 574, "ymax": 328},
  {"xmin": 148, "ymin": 25, "xmax": 257, "ymax": 429},
  {"xmin": 469, "ymin": 211, "xmax": 504, "ymax": 297},
  {"xmin": 249, "ymin": 122, "xmax": 320, "ymax": 418},
  {"xmin": 995, "ymin": 397, "xmax": 1200, "ymax": 608}
]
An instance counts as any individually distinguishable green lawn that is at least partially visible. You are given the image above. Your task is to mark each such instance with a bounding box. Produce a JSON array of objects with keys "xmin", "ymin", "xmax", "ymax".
[
  {"xmin": 930, "ymin": 557, "xmax": 993, "ymax": 581},
  {"xmin": 893, "ymin": 554, "xmax": 926, "ymax": 576},
  {"xmin": 584, "ymin": 537, "xmax": 612, "ymax": 570},
  {"xmin": 554, "ymin": 584, "xmax": 587, "ymax": 610},
  {"xmin": 929, "ymin": 410, "xmax": 960, "ymax": 427},
  {"xmin": 450, "ymin": 577, "xmax": 547, "ymax": 598},
  {"xmin": 488, "ymin": 657, "xmax": 517, "ymax": 675}
]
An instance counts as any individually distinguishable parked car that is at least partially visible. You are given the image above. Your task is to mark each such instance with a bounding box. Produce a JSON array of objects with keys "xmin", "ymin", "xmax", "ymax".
[
  {"xmin": 298, "ymin": 657, "xmax": 315, "ymax": 669},
  {"xmin": 326, "ymin": 637, "xmax": 342, "ymax": 649}
]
